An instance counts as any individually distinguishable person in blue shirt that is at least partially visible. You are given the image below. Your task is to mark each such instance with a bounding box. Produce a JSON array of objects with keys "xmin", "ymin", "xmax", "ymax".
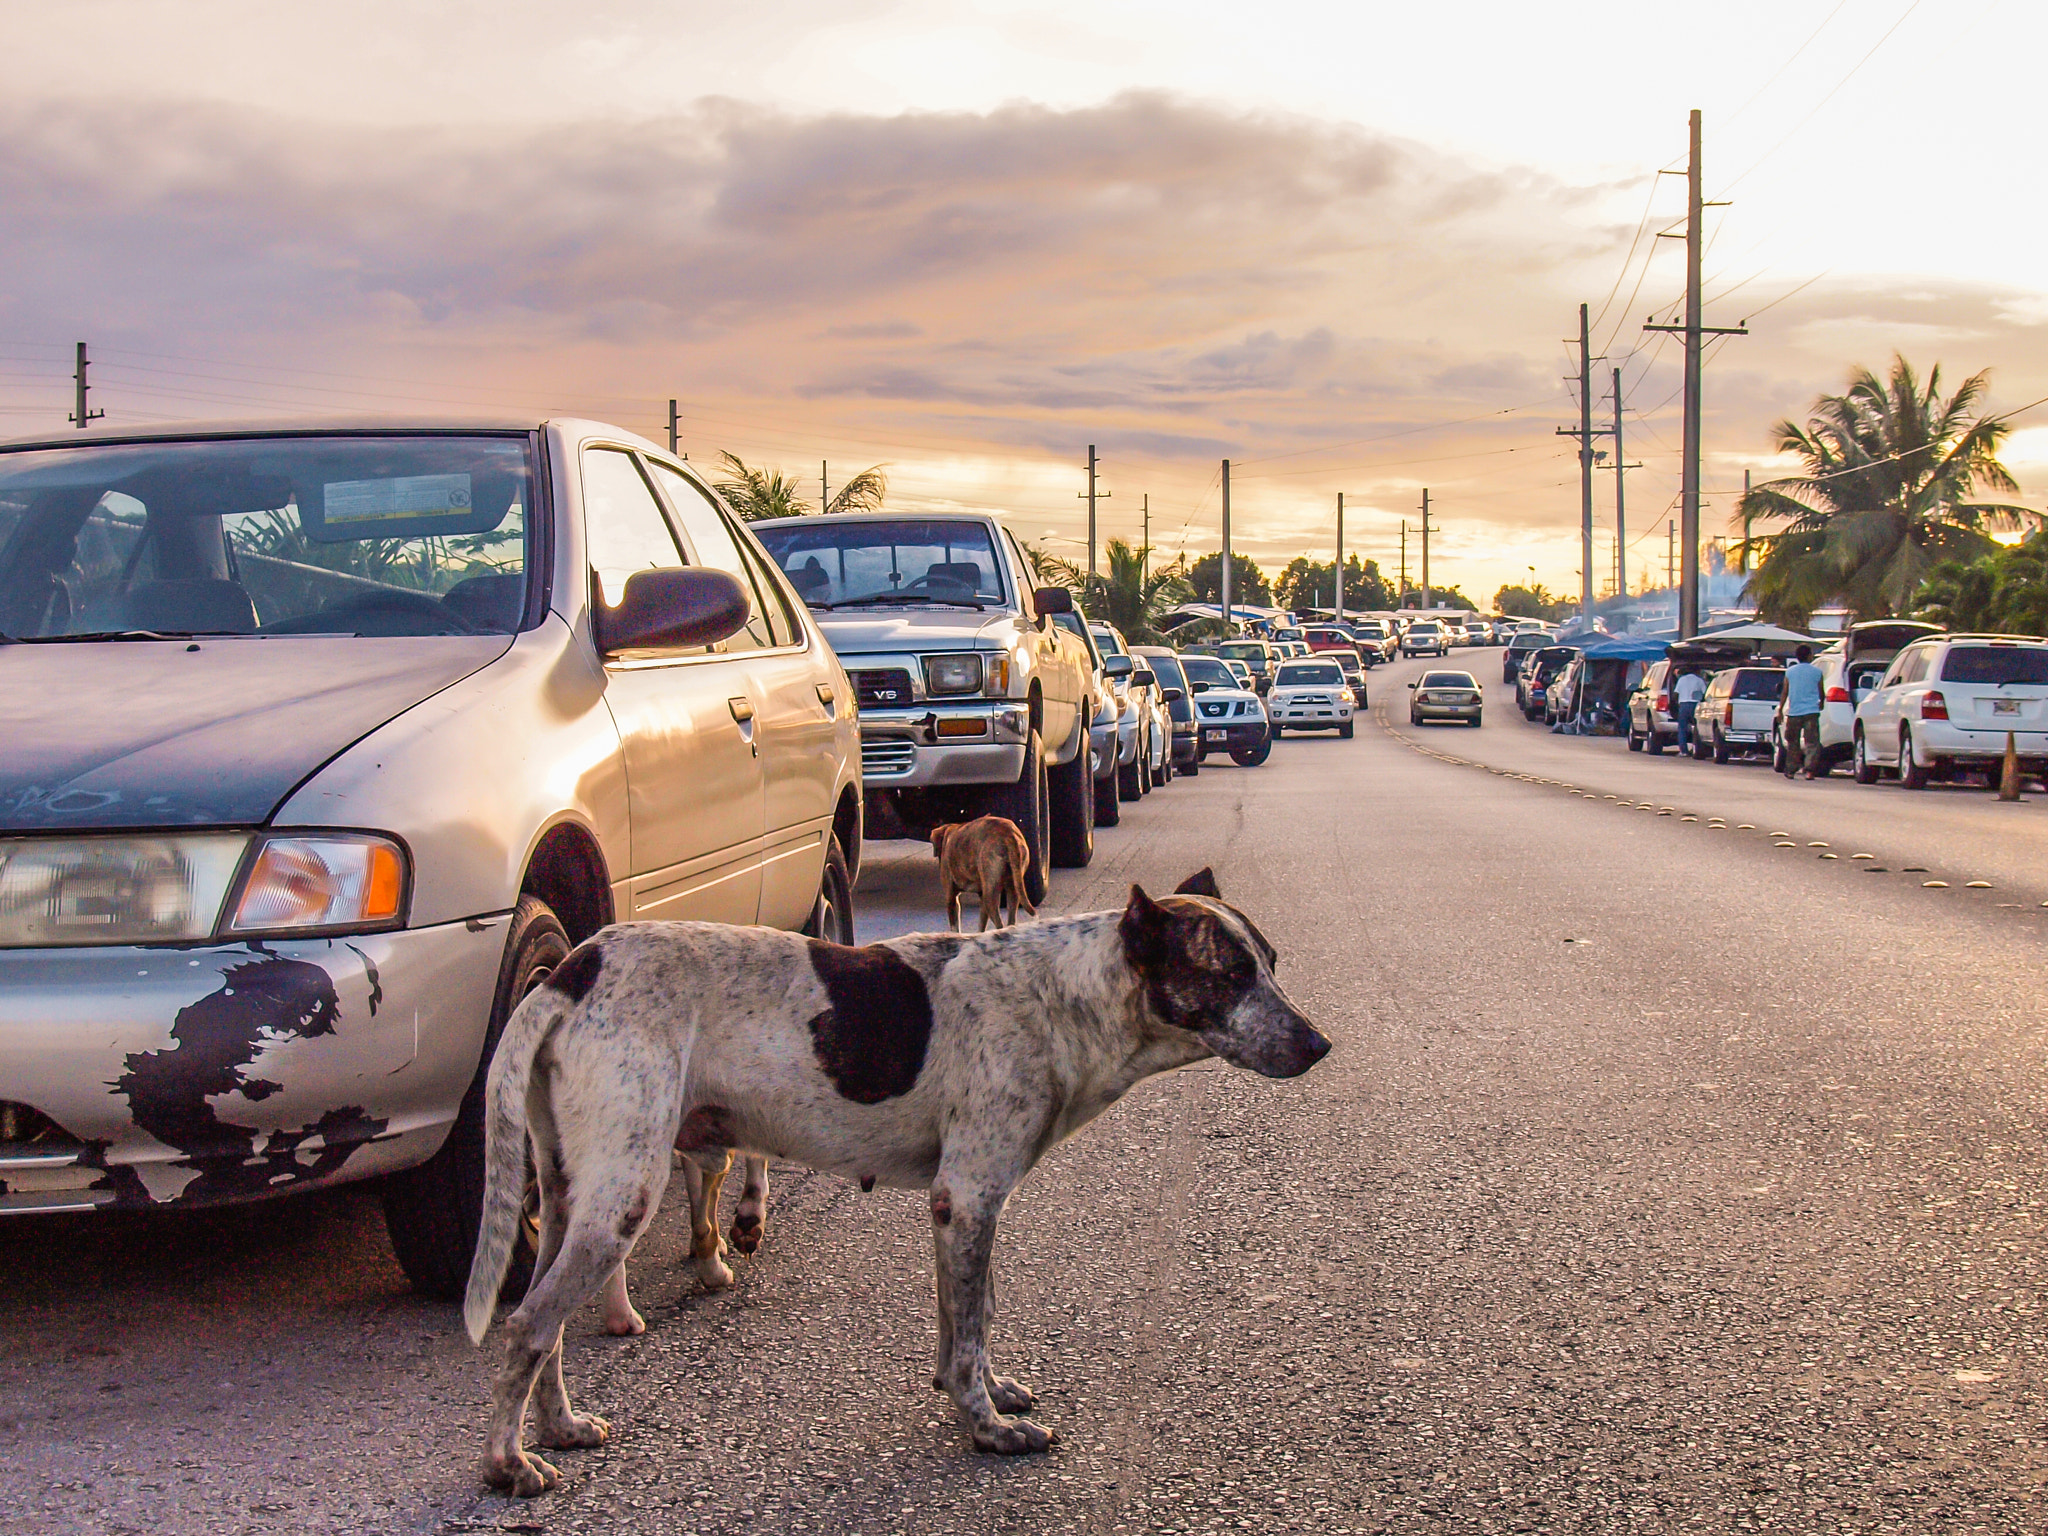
[{"xmin": 1780, "ymin": 643, "xmax": 1826, "ymax": 779}]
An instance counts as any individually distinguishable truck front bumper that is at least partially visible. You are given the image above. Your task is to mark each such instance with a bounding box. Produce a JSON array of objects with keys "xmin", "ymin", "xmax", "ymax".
[{"xmin": 858, "ymin": 702, "xmax": 1033, "ymax": 789}]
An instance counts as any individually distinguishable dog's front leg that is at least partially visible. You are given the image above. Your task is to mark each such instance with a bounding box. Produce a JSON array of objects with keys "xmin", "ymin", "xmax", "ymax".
[{"xmin": 929, "ymin": 1180, "xmax": 1054, "ymax": 1454}]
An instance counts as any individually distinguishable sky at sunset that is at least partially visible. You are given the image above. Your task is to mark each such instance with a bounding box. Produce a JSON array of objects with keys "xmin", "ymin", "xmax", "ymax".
[{"xmin": 3, "ymin": 0, "xmax": 2040, "ymax": 603}]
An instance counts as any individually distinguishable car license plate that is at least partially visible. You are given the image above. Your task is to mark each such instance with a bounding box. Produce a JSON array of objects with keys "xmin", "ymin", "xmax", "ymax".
[
  {"xmin": 1205, "ymin": 728, "xmax": 1229, "ymax": 743},
  {"xmin": 1994, "ymin": 698, "xmax": 2022, "ymax": 715}
]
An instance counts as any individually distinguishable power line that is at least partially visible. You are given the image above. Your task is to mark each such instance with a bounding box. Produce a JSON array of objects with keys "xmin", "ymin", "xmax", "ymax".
[{"xmin": 1716, "ymin": 0, "xmax": 1856, "ymax": 131}]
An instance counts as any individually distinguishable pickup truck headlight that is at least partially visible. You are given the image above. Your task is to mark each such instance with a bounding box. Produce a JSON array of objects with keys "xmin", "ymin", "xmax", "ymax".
[
  {"xmin": 227, "ymin": 835, "xmax": 408, "ymax": 936},
  {"xmin": 0, "ymin": 831, "xmax": 409, "ymax": 948},
  {"xmin": 923, "ymin": 654, "xmax": 984, "ymax": 696}
]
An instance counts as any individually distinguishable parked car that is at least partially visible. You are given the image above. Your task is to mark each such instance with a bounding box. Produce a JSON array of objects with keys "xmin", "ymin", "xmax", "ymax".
[
  {"xmin": 1304, "ymin": 625, "xmax": 1359, "ymax": 660},
  {"xmin": 1408, "ymin": 669, "xmax": 1484, "ymax": 726},
  {"xmin": 1503, "ymin": 630, "xmax": 1550, "ymax": 684},
  {"xmin": 1090, "ymin": 621, "xmax": 1164, "ymax": 802},
  {"xmin": 0, "ymin": 416, "xmax": 862, "ymax": 1296},
  {"xmin": 1625, "ymin": 659, "xmax": 1685, "ymax": 753},
  {"xmin": 1852, "ymin": 634, "xmax": 2048, "ymax": 788},
  {"xmin": 1518, "ymin": 646, "xmax": 1577, "ymax": 719},
  {"xmin": 755, "ymin": 510, "xmax": 1095, "ymax": 888},
  {"xmin": 1217, "ymin": 639, "xmax": 1279, "ymax": 694},
  {"xmin": 1268, "ymin": 658, "xmax": 1356, "ymax": 737},
  {"xmin": 1133, "ymin": 646, "xmax": 1199, "ymax": 777},
  {"xmin": 1049, "ymin": 611, "xmax": 1131, "ymax": 827},
  {"xmin": 1776, "ymin": 620, "xmax": 1943, "ymax": 774},
  {"xmin": 1692, "ymin": 666, "xmax": 1784, "ymax": 762},
  {"xmin": 1329, "ymin": 647, "xmax": 1369, "ymax": 707},
  {"xmin": 1543, "ymin": 655, "xmax": 1586, "ymax": 726},
  {"xmin": 1348, "ymin": 619, "xmax": 1397, "ymax": 663},
  {"xmin": 1177, "ymin": 652, "xmax": 1272, "ymax": 766}
]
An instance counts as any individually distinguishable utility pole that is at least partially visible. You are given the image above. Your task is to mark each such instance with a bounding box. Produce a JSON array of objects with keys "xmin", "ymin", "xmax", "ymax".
[
  {"xmin": 1667, "ymin": 519, "xmax": 1676, "ymax": 594},
  {"xmin": 1220, "ymin": 459, "xmax": 1232, "ymax": 633},
  {"xmin": 1331, "ymin": 495, "xmax": 1347, "ymax": 616},
  {"xmin": 1611, "ymin": 367, "xmax": 1640, "ymax": 597},
  {"xmin": 1557, "ymin": 304, "xmax": 1612, "ymax": 622},
  {"xmin": 1080, "ymin": 446, "xmax": 1110, "ymax": 579},
  {"xmin": 70, "ymin": 342, "xmax": 103, "ymax": 430},
  {"xmin": 666, "ymin": 399, "xmax": 679, "ymax": 455},
  {"xmin": 1141, "ymin": 493, "xmax": 1149, "ymax": 585},
  {"xmin": 1400, "ymin": 521, "xmax": 1408, "ymax": 602},
  {"xmin": 821, "ymin": 461, "xmax": 829, "ymax": 513},
  {"xmin": 1419, "ymin": 489, "xmax": 1433, "ymax": 611},
  {"xmin": 1645, "ymin": 109, "xmax": 1746, "ymax": 637}
]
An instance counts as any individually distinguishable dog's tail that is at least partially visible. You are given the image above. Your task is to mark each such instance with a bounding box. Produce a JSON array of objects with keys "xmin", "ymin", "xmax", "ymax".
[
  {"xmin": 461, "ymin": 972, "xmax": 573, "ymax": 1346},
  {"xmin": 1011, "ymin": 854, "xmax": 1038, "ymax": 919}
]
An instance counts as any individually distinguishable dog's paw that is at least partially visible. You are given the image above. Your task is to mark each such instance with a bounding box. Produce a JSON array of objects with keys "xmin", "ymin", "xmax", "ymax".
[
  {"xmin": 986, "ymin": 1374, "xmax": 1036, "ymax": 1413},
  {"xmin": 971, "ymin": 1415, "xmax": 1057, "ymax": 1455},
  {"xmin": 483, "ymin": 1450, "xmax": 560, "ymax": 1498},
  {"xmin": 602, "ymin": 1304, "xmax": 646, "ymax": 1337},
  {"xmin": 696, "ymin": 1255, "xmax": 736, "ymax": 1290},
  {"xmin": 534, "ymin": 1412, "xmax": 610, "ymax": 1452},
  {"xmin": 729, "ymin": 1213, "xmax": 763, "ymax": 1255}
]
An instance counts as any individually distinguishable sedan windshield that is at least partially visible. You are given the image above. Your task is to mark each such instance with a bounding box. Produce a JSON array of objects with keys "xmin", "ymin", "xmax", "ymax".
[
  {"xmin": 1941, "ymin": 645, "xmax": 2048, "ymax": 685},
  {"xmin": 1179, "ymin": 655, "xmax": 1236, "ymax": 688},
  {"xmin": 1422, "ymin": 672, "xmax": 1476, "ymax": 689},
  {"xmin": 0, "ymin": 435, "xmax": 532, "ymax": 639},
  {"xmin": 1276, "ymin": 663, "xmax": 1343, "ymax": 686},
  {"xmin": 752, "ymin": 519, "xmax": 1007, "ymax": 608}
]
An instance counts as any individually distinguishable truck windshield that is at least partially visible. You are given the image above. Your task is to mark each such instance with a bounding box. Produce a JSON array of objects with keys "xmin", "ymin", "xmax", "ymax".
[
  {"xmin": 753, "ymin": 520, "xmax": 1007, "ymax": 609},
  {"xmin": 0, "ymin": 435, "xmax": 532, "ymax": 639}
]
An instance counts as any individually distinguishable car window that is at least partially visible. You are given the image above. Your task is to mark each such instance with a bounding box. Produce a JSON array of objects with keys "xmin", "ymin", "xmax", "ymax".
[
  {"xmin": 1421, "ymin": 672, "xmax": 1473, "ymax": 688},
  {"xmin": 1732, "ymin": 670, "xmax": 1785, "ymax": 701},
  {"xmin": 1889, "ymin": 647, "xmax": 1930, "ymax": 686},
  {"xmin": 1276, "ymin": 662, "xmax": 1343, "ymax": 685},
  {"xmin": 752, "ymin": 518, "xmax": 1007, "ymax": 608},
  {"xmin": 583, "ymin": 448, "xmax": 685, "ymax": 610},
  {"xmin": 1090, "ymin": 628, "xmax": 1126, "ymax": 656},
  {"xmin": 1940, "ymin": 645, "xmax": 2048, "ymax": 685},
  {"xmin": 1147, "ymin": 655, "xmax": 1186, "ymax": 688},
  {"xmin": 643, "ymin": 460, "xmax": 772, "ymax": 651},
  {"xmin": 0, "ymin": 434, "xmax": 532, "ymax": 640},
  {"xmin": 1179, "ymin": 655, "xmax": 1234, "ymax": 687}
]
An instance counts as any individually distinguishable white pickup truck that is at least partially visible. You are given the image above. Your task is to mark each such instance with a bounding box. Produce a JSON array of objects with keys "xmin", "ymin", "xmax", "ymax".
[{"xmin": 752, "ymin": 512, "xmax": 1098, "ymax": 900}]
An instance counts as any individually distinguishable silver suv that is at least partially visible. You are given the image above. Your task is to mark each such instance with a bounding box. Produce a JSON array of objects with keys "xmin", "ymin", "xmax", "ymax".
[{"xmin": 0, "ymin": 418, "xmax": 861, "ymax": 1296}]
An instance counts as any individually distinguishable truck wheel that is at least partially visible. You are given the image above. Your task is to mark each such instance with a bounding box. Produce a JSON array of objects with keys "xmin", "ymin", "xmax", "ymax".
[
  {"xmin": 1181, "ymin": 754, "xmax": 1199, "ymax": 777},
  {"xmin": 988, "ymin": 728, "xmax": 1053, "ymax": 901},
  {"xmin": 1118, "ymin": 743, "xmax": 1144, "ymax": 801},
  {"xmin": 1712, "ymin": 730, "xmax": 1730, "ymax": 764},
  {"xmin": 801, "ymin": 833, "xmax": 855, "ymax": 945},
  {"xmin": 1230, "ymin": 738, "xmax": 1272, "ymax": 767},
  {"xmin": 1093, "ymin": 757, "xmax": 1121, "ymax": 827},
  {"xmin": 1339, "ymin": 721, "xmax": 1355, "ymax": 739},
  {"xmin": 381, "ymin": 893, "xmax": 564, "ymax": 1302},
  {"xmin": 1049, "ymin": 733, "xmax": 1095, "ymax": 869}
]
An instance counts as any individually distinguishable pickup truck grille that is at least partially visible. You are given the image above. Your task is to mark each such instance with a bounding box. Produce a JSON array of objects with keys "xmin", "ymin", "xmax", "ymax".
[
  {"xmin": 851, "ymin": 668, "xmax": 915, "ymax": 709},
  {"xmin": 861, "ymin": 739, "xmax": 917, "ymax": 779}
]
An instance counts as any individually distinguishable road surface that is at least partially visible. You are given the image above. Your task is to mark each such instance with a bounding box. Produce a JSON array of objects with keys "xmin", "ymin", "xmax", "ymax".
[{"xmin": 3, "ymin": 651, "xmax": 2044, "ymax": 1534}]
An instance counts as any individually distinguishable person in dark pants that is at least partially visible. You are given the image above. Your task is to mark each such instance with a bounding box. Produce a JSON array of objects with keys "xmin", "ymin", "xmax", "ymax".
[
  {"xmin": 1673, "ymin": 668, "xmax": 1706, "ymax": 756},
  {"xmin": 1780, "ymin": 643, "xmax": 1825, "ymax": 779}
]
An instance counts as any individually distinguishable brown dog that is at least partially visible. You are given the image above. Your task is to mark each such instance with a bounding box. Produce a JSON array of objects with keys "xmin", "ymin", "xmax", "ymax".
[{"xmin": 930, "ymin": 816, "xmax": 1036, "ymax": 931}]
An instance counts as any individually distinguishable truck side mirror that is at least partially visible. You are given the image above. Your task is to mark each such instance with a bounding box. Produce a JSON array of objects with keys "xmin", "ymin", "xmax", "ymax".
[
  {"xmin": 1033, "ymin": 587, "xmax": 1073, "ymax": 616},
  {"xmin": 1190, "ymin": 680, "xmax": 1211, "ymax": 694},
  {"xmin": 1132, "ymin": 667, "xmax": 1157, "ymax": 688},
  {"xmin": 596, "ymin": 568, "xmax": 751, "ymax": 654},
  {"xmin": 1102, "ymin": 654, "xmax": 1134, "ymax": 679},
  {"xmin": 1161, "ymin": 686, "xmax": 1185, "ymax": 702}
]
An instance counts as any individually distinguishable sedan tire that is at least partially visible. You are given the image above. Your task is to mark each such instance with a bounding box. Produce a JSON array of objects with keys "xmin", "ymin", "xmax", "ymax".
[
  {"xmin": 1900, "ymin": 727, "xmax": 1931, "ymax": 790},
  {"xmin": 1047, "ymin": 733, "xmax": 1096, "ymax": 869},
  {"xmin": 801, "ymin": 833, "xmax": 856, "ymax": 945},
  {"xmin": 381, "ymin": 893, "xmax": 565, "ymax": 1302},
  {"xmin": 1853, "ymin": 730, "xmax": 1880, "ymax": 785}
]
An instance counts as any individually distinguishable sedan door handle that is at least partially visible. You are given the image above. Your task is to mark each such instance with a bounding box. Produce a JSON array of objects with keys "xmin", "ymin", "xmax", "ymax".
[{"xmin": 728, "ymin": 697, "xmax": 756, "ymax": 724}]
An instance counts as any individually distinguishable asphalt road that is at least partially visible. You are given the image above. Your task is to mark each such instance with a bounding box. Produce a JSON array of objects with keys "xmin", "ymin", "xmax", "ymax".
[{"xmin": 5, "ymin": 649, "xmax": 2046, "ymax": 1535}]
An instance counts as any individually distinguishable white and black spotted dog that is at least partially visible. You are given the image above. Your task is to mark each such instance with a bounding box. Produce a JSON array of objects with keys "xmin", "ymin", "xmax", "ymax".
[{"xmin": 463, "ymin": 869, "xmax": 1330, "ymax": 1496}]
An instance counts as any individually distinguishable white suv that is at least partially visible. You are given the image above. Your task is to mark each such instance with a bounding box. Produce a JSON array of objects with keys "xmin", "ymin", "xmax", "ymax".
[{"xmin": 1853, "ymin": 635, "xmax": 2048, "ymax": 788}]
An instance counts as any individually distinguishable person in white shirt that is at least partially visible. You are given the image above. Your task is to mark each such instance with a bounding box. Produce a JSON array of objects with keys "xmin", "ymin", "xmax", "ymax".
[{"xmin": 1673, "ymin": 668, "xmax": 1707, "ymax": 755}]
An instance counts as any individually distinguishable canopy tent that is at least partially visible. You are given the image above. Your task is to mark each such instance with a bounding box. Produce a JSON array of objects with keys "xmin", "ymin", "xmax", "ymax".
[
  {"xmin": 1690, "ymin": 621, "xmax": 1813, "ymax": 654},
  {"xmin": 1578, "ymin": 635, "xmax": 1670, "ymax": 662}
]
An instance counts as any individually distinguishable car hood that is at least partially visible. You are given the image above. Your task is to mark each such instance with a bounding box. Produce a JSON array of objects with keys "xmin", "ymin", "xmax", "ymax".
[
  {"xmin": 806, "ymin": 608, "xmax": 1016, "ymax": 655},
  {"xmin": 1, "ymin": 635, "xmax": 512, "ymax": 830}
]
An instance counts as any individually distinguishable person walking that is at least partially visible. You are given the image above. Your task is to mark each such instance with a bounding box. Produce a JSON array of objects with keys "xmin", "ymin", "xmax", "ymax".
[
  {"xmin": 1781, "ymin": 643, "xmax": 1826, "ymax": 779},
  {"xmin": 1673, "ymin": 668, "xmax": 1706, "ymax": 757}
]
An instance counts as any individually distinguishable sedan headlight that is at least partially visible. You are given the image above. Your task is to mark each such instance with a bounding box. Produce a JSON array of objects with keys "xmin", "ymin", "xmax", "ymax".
[
  {"xmin": 0, "ymin": 832, "xmax": 408, "ymax": 948},
  {"xmin": 227, "ymin": 835, "xmax": 407, "ymax": 936},
  {"xmin": 922, "ymin": 653, "xmax": 984, "ymax": 697}
]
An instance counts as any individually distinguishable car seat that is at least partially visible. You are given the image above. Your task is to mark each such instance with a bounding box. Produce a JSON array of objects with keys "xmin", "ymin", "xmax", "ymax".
[
  {"xmin": 117, "ymin": 579, "xmax": 258, "ymax": 634},
  {"xmin": 923, "ymin": 561, "xmax": 984, "ymax": 590}
]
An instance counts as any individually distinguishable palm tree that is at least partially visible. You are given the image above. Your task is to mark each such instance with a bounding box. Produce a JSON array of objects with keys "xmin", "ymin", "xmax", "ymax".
[
  {"xmin": 715, "ymin": 453, "xmax": 888, "ymax": 520},
  {"xmin": 1038, "ymin": 539, "xmax": 1191, "ymax": 643},
  {"xmin": 1735, "ymin": 355, "xmax": 2038, "ymax": 625}
]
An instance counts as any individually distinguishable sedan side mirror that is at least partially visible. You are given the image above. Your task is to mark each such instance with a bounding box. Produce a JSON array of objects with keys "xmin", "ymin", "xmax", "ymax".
[
  {"xmin": 1161, "ymin": 686, "xmax": 1185, "ymax": 702},
  {"xmin": 596, "ymin": 568, "xmax": 751, "ymax": 654},
  {"xmin": 1102, "ymin": 654, "xmax": 1134, "ymax": 679},
  {"xmin": 1406, "ymin": 681, "xmax": 1417, "ymax": 689},
  {"xmin": 1190, "ymin": 680, "xmax": 1212, "ymax": 694},
  {"xmin": 1033, "ymin": 586, "xmax": 1074, "ymax": 616},
  {"xmin": 1132, "ymin": 667, "xmax": 1157, "ymax": 688}
]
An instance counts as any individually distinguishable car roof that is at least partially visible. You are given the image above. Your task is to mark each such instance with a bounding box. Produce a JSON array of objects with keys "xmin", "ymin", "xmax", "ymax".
[{"xmin": 0, "ymin": 414, "xmax": 552, "ymax": 453}]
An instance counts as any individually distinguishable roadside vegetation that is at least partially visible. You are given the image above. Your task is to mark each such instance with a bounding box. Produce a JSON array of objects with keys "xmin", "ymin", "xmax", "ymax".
[{"xmin": 715, "ymin": 451, "xmax": 888, "ymax": 520}]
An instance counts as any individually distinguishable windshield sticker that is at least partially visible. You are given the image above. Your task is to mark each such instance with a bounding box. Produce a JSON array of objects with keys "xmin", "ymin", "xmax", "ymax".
[{"xmin": 308, "ymin": 474, "xmax": 507, "ymax": 543}]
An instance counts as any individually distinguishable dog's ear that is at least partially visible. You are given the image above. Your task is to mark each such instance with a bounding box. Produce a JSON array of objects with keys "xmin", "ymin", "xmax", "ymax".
[
  {"xmin": 930, "ymin": 825, "xmax": 954, "ymax": 857},
  {"xmin": 1174, "ymin": 868, "xmax": 1222, "ymax": 899},
  {"xmin": 1119, "ymin": 883, "xmax": 1172, "ymax": 968}
]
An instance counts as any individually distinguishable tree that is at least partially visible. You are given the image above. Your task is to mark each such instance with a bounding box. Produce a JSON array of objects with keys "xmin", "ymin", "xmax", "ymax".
[
  {"xmin": 1734, "ymin": 355, "xmax": 2038, "ymax": 626},
  {"xmin": 1185, "ymin": 551, "xmax": 1271, "ymax": 608},
  {"xmin": 715, "ymin": 451, "xmax": 888, "ymax": 520},
  {"xmin": 1401, "ymin": 583, "xmax": 1472, "ymax": 612},
  {"xmin": 1493, "ymin": 583, "xmax": 1569, "ymax": 621},
  {"xmin": 1035, "ymin": 539, "xmax": 1191, "ymax": 644},
  {"xmin": 1273, "ymin": 555, "xmax": 1394, "ymax": 613},
  {"xmin": 1914, "ymin": 530, "xmax": 2048, "ymax": 635}
]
